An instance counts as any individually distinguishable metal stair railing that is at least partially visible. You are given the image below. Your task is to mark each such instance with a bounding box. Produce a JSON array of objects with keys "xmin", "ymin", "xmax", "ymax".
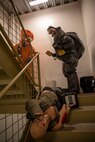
[
  {"xmin": 0, "ymin": 0, "xmax": 41, "ymax": 141},
  {"xmin": 0, "ymin": 24, "xmax": 41, "ymax": 101},
  {"xmin": 0, "ymin": 16, "xmax": 36, "ymax": 85},
  {"xmin": 0, "ymin": 32, "xmax": 41, "ymax": 141},
  {"xmin": 0, "ymin": 52, "xmax": 40, "ymax": 99}
]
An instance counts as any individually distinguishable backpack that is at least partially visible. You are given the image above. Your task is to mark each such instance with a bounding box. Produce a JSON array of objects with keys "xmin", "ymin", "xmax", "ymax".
[{"xmin": 66, "ymin": 32, "xmax": 85, "ymax": 59}]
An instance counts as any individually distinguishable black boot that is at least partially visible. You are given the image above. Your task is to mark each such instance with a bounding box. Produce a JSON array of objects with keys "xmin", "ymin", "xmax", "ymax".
[{"xmin": 67, "ymin": 72, "xmax": 80, "ymax": 93}]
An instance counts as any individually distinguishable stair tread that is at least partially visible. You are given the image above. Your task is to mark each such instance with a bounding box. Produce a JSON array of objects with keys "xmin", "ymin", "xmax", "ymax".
[
  {"xmin": 75, "ymin": 105, "xmax": 95, "ymax": 111},
  {"xmin": 79, "ymin": 92, "xmax": 95, "ymax": 95},
  {"xmin": 44, "ymin": 129, "xmax": 95, "ymax": 142},
  {"xmin": 6, "ymin": 90, "xmax": 24, "ymax": 95},
  {"xmin": 78, "ymin": 93, "xmax": 95, "ymax": 97},
  {"xmin": 63, "ymin": 123, "xmax": 95, "ymax": 132},
  {"xmin": 0, "ymin": 79, "xmax": 11, "ymax": 85}
]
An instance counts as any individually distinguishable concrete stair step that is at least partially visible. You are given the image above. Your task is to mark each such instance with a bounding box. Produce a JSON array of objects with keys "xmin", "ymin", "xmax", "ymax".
[
  {"xmin": 0, "ymin": 79, "xmax": 11, "ymax": 85},
  {"xmin": 66, "ymin": 106, "xmax": 95, "ymax": 124},
  {"xmin": 78, "ymin": 93, "xmax": 95, "ymax": 106},
  {"xmin": 5, "ymin": 89, "xmax": 24, "ymax": 95},
  {"xmin": 0, "ymin": 98, "xmax": 27, "ymax": 113},
  {"xmin": 31, "ymin": 131, "xmax": 95, "ymax": 142},
  {"xmin": 0, "ymin": 69, "xmax": 10, "ymax": 79},
  {"xmin": 0, "ymin": 68, "xmax": 5, "ymax": 74},
  {"xmin": 63, "ymin": 123, "xmax": 95, "ymax": 132},
  {"xmin": 0, "ymin": 72, "xmax": 10, "ymax": 80},
  {"xmin": 41, "ymin": 123, "xmax": 95, "ymax": 142},
  {"xmin": 0, "ymin": 104, "xmax": 25, "ymax": 113},
  {"xmin": 31, "ymin": 123, "xmax": 95, "ymax": 142}
]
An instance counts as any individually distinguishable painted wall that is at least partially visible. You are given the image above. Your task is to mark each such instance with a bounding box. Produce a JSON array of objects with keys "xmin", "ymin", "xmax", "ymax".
[
  {"xmin": 80, "ymin": 0, "xmax": 95, "ymax": 76},
  {"xmin": 20, "ymin": 1, "xmax": 91, "ymax": 89}
]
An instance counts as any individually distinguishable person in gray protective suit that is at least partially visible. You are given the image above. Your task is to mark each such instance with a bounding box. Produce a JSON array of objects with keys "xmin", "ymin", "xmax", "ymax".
[{"xmin": 46, "ymin": 26, "xmax": 85, "ymax": 94}]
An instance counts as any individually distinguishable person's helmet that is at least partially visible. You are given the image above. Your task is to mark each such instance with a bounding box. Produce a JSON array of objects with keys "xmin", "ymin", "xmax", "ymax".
[{"xmin": 21, "ymin": 29, "xmax": 34, "ymax": 41}]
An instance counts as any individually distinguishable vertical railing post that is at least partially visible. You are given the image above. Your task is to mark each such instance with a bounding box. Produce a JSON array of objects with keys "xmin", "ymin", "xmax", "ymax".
[{"xmin": 37, "ymin": 54, "xmax": 41, "ymax": 93}]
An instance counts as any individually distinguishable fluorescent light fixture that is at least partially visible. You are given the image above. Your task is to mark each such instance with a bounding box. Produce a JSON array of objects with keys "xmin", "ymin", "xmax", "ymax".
[{"xmin": 29, "ymin": 0, "xmax": 48, "ymax": 6}]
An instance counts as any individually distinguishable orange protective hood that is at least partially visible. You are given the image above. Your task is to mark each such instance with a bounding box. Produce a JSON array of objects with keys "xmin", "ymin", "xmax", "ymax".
[{"xmin": 21, "ymin": 30, "xmax": 34, "ymax": 40}]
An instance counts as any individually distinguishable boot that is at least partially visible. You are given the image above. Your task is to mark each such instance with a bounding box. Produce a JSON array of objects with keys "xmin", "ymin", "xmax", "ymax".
[{"xmin": 67, "ymin": 72, "xmax": 80, "ymax": 93}]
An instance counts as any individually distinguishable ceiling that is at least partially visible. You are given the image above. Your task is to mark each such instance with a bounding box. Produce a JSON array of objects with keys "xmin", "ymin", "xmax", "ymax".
[
  {"xmin": 0, "ymin": 0, "xmax": 78, "ymax": 15},
  {"xmin": 12, "ymin": 0, "xmax": 78, "ymax": 15}
]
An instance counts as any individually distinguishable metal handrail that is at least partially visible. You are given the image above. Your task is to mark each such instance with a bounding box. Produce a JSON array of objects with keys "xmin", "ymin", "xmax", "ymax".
[
  {"xmin": 0, "ymin": 23, "xmax": 38, "ymax": 86},
  {"xmin": 0, "ymin": 1, "xmax": 41, "ymax": 141},
  {"xmin": 0, "ymin": 53, "xmax": 39, "ymax": 98},
  {"xmin": 0, "ymin": 23, "xmax": 24, "ymax": 68}
]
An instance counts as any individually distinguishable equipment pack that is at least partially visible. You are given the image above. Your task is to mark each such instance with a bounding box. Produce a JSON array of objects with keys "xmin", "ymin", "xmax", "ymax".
[{"xmin": 66, "ymin": 32, "xmax": 85, "ymax": 59}]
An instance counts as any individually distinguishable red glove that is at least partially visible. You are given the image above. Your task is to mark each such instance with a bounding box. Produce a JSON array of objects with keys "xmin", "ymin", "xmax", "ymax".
[{"xmin": 61, "ymin": 112, "xmax": 67, "ymax": 124}]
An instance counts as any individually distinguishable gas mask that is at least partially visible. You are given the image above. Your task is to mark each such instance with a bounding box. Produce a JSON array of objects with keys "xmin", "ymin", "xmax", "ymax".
[{"xmin": 22, "ymin": 39, "xmax": 28, "ymax": 47}]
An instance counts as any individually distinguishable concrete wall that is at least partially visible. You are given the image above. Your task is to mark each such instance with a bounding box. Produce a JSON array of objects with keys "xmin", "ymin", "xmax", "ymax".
[
  {"xmin": 20, "ymin": 1, "xmax": 91, "ymax": 89},
  {"xmin": 80, "ymin": 0, "xmax": 95, "ymax": 76}
]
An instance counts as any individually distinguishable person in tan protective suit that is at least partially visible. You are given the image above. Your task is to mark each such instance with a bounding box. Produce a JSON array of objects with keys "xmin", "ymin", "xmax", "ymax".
[{"xmin": 26, "ymin": 89, "xmax": 70, "ymax": 139}]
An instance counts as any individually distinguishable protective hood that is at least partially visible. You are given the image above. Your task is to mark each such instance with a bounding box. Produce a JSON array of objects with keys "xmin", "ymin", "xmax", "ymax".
[
  {"xmin": 21, "ymin": 29, "xmax": 34, "ymax": 40},
  {"xmin": 53, "ymin": 27, "xmax": 65, "ymax": 43}
]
